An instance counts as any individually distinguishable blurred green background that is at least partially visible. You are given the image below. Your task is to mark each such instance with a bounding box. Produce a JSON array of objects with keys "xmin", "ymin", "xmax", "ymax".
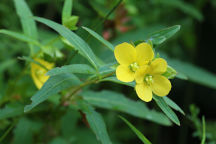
[{"xmin": 0, "ymin": 0, "xmax": 216, "ymax": 143}]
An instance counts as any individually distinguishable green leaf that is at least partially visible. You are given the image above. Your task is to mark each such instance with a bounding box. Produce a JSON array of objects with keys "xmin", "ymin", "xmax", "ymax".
[
  {"xmin": 82, "ymin": 90, "xmax": 171, "ymax": 126},
  {"xmin": 62, "ymin": 0, "xmax": 79, "ymax": 30},
  {"xmin": 47, "ymin": 64, "xmax": 96, "ymax": 76},
  {"xmin": 33, "ymin": 17, "xmax": 101, "ymax": 69},
  {"xmin": 0, "ymin": 29, "xmax": 40, "ymax": 46},
  {"xmin": 119, "ymin": 116, "xmax": 152, "ymax": 144},
  {"xmin": 100, "ymin": 76, "xmax": 135, "ymax": 87},
  {"xmin": 78, "ymin": 100, "xmax": 112, "ymax": 144},
  {"xmin": 88, "ymin": 63, "xmax": 116, "ymax": 79},
  {"xmin": 100, "ymin": 76, "xmax": 181, "ymax": 126},
  {"xmin": 82, "ymin": 26, "xmax": 115, "ymax": 51},
  {"xmin": 149, "ymin": 25, "xmax": 180, "ymax": 45},
  {"xmin": 60, "ymin": 109, "xmax": 79, "ymax": 139},
  {"xmin": 13, "ymin": 0, "xmax": 39, "ymax": 55},
  {"xmin": 162, "ymin": 65, "xmax": 177, "ymax": 79},
  {"xmin": 163, "ymin": 97, "xmax": 185, "ymax": 115},
  {"xmin": 62, "ymin": 0, "xmax": 72, "ymax": 22},
  {"xmin": 98, "ymin": 63, "xmax": 116, "ymax": 75},
  {"xmin": 153, "ymin": 96, "xmax": 180, "ymax": 126},
  {"xmin": 175, "ymin": 72, "xmax": 188, "ymax": 80},
  {"xmin": 13, "ymin": 118, "xmax": 33, "ymax": 144},
  {"xmin": 201, "ymin": 116, "xmax": 206, "ymax": 144},
  {"xmin": 0, "ymin": 121, "xmax": 16, "ymax": 143},
  {"xmin": 167, "ymin": 57, "xmax": 216, "ymax": 89},
  {"xmin": 0, "ymin": 103, "xmax": 24, "ymax": 120},
  {"xmin": 63, "ymin": 16, "xmax": 79, "ymax": 30},
  {"xmin": 24, "ymin": 73, "xmax": 81, "ymax": 112}
]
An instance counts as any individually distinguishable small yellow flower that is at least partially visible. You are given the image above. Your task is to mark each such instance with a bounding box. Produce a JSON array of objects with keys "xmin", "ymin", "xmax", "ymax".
[
  {"xmin": 31, "ymin": 58, "xmax": 54, "ymax": 89},
  {"xmin": 135, "ymin": 58, "xmax": 171, "ymax": 102},
  {"xmin": 114, "ymin": 42, "xmax": 154, "ymax": 82}
]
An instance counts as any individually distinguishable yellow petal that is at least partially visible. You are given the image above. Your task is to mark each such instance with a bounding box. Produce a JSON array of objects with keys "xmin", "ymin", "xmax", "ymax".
[
  {"xmin": 151, "ymin": 75, "xmax": 171, "ymax": 96},
  {"xmin": 114, "ymin": 42, "xmax": 136, "ymax": 65},
  {"xmin": 135, "ymin": 65, "xmax": 149, "ymax": 84},
  {"xmin": 116, "ymin": 65, "xmax": 135, "ymax": 82},
  {"xmin": 135, "ymin": 43, "xmax": 154, "ymax": 66},
  {"xmin": 150, "ymin": 58, "xmax": 167, "ymax": 75},
  {"xmin": 135, "ymin": 83, "xmax": 152, "ymax": 102},
  {"xmin": 31, "ymin": 58, "xmax": 54, "ymax": 89}
]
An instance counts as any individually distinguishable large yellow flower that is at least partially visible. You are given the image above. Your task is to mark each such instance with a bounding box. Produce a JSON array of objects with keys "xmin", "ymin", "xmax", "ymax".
[
  {"xmin": 31, "ymin": 58, "xmax": 54, "ymax": 89},
  {"xmin": 135, "ymin": 58, "xmax": 171, "ymax": 102},
  {"xmin": 114, "ymin": 42, "xmax": 154, "ymax": 82}
]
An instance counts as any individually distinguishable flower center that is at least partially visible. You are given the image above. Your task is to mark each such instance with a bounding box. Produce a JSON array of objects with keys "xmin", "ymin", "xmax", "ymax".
[
  {"xmin": 144, "ymin": 75, "xmax": 153, "ymax": 85},
  {"xmin": 129, "ymin": 62, "xmax": 139, "ymax": 72}
]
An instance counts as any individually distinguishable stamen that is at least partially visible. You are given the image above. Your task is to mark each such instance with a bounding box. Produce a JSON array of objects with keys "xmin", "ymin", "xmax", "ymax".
[
  {"xmin": 144, "ymin": 75, "xmax": 153, "ymax": 85},
  {"xmin": 129, "ymin": 62, "xmax": 139, "ymax": 72}
]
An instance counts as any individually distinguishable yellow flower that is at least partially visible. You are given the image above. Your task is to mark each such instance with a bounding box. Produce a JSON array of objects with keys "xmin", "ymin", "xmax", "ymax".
[
  {"xmin": 114, "ymin": 42, "xmax": 154, "ymax": 82},
  {"xmin": 31, "ymin": 58, "xmax": 54, "ymax": 89},
  {"xmin": 135, "ymin": 58, "xmax": 171, "ymax": 102}
]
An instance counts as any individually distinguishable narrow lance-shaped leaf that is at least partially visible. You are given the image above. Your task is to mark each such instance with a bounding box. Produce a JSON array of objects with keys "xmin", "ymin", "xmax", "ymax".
[
  {"xmin": 82, "ymin": 26, "xmax": 115, "ymax": 51},
  {"xmin": 0, "ymin": 30, "xmax": 40, "ymax": 46},
  {"xmin": 82, "ymin": 90, "xmax": 171, "ymax": 126},
  {"xmin": 148, "ymin": 25, "xmax": 181, "ymax": 45},
  {"xmin": 78, "ymin": 100, "xmax": 112, "ymax": 144},
  {"xmin": 166, "ymin": 56, "xmax": 216, "ymax": 89},
  {"xmin": 100, "ymin": 76, "xmax": 136, "ymax": 88},
  {"xmin": 47, "ymin": 64, "xmax": 96, "ymax": 76},
  {"xmin": 201, "ymin": 116, "xmax": 206, "ymax": 144},
  {"xmin": 24, "ymin": 73, "xmax": 81, "ymax": 112},
  {"xmin": 119, "ymin": 116, "xmax": 152, "ymax": 144},
  {"xmin": 62, "ymin": 0, "xmax": 72, "ymax": 22},
  {"xmin": 13, "ymin": 0, "xmax": 39, "ymax": 55},
  {"xmin": 62, "ymin": 0, "xmax": 78, "ymax": 30},
  {"xmin": 34, "ymin": 17, "xmax": 100, "ymax": 69},
  {"xmin": 163, "ymin": 97, "xmax": 185, "ymax": 115},
  {"xmin": 153, "ymin": 96, "xmax": 180, "ymax": 126},
  {"xmin": 100, "ymin": 76, "xmax": 181, "ymax": 125},
  {"xmin": 0, "ymin": 121, "xmax": 16, "ymax": 143}
]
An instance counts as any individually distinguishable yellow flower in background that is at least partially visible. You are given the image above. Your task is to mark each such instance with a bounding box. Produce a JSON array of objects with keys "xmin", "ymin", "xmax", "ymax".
[
  {"xmin": 114, "ymin": 42, "xmax": 154, "ymax": 82},
  {"xmin": 135, "ymin": 58, "xmax": 171, "ymax": 102},
  {"xmin": 31, "ymin": 58, "xmax": 54, "ymax": 89}
]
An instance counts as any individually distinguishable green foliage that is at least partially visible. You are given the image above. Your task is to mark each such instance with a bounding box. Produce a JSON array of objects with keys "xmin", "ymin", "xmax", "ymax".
[
  {"xmin": 33, "ymin": 17, "xmax": 101, "ymax": 69},
  {"xmin": 82, "ymin": 90, "xmax": 171, "ymax": 126},
  {"xmin": 163, "ymin": 97, "xmax": 185, "ymax": 115},
  {"xmin": 149, "ymin": 25, "xmax": 181, "ymax": 45},
  {"xmin": 82, "ymin": 27, "xmax": 115, "ymax": 51},
  {"xmin": 201, "ymin": 116, "xmax": 206, "ymax": 144},
  {"xmin": 62, "ymin": 0, "xmax": 79, "ymax": 30},
  {"xmin": 153, "ymin": 96, "xmax": 180, "ymax": 126},
  {"xmin": 13, "ymin": 0, "xmax": 39, "ymax": 55},
  {"xmin": 24, "ymin": 73, "xmax": 81, "ymax": 112},
  {"xmin": 119, "ymin": 116, "xmax": 152, "ymax": 144},
  {"xmin": 77, "ymin": 100, "xmax": 112, "ymax": 144},
  {"xmin": 0, "ymin": 0, "xmax": 215, "ymax": 143},
  {"xmin": 47, "ymin": 64, "xmax": 96, "ymax": 76},
  {"xmin": 0, "ymin": 30, "xmax": 40, "ymax": 46},
  {"xmin": 166, "ymin": 57, "xmax": 216, "ymax": 89}
]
